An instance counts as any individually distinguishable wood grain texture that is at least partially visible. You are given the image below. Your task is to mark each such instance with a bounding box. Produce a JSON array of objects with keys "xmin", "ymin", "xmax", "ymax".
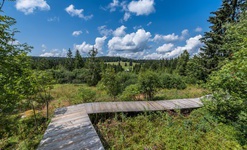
[{"xmin": 38, "ymin": 97, "xmax": 203, "ymax": 150}]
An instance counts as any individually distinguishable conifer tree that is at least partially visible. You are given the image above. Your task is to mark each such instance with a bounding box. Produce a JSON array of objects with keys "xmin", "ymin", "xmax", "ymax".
[
  {"xmin": 74, "ymin": 49, "xmax": 84, "ymax": 69},
  {"xmin": 199, "ymin": 0, "xmax": 246, "ymax": 80}
]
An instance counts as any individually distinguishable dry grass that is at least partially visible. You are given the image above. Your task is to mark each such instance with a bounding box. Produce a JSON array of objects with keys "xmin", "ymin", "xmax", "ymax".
[{"xmin": 155, "ymin": 85, "xmax": 210, "ymax": 100}]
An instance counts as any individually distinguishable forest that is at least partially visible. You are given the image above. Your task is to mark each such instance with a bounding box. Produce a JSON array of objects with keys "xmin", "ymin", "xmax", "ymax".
[{"xmin": 0, "ymin": 0, "xmax": 247, "ymax": 149}]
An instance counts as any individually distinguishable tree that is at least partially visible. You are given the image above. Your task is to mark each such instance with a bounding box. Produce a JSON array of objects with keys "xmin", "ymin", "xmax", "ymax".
[
  {"xmin": 176, "ymin": 50, "xmax": 189, "ymax": 76},
  {"xmin": 101, "ymin": 68, "xmax": 121, "ymax": 100},
  {"xmin": 74, "ymin": 49, "xmax": 84, "ymax": 69},
  {"xmin": 199, "ymin": 0, "xmax": 245, "ymax": 80},
  {"xmin": 0, "ymin": 14, "xmax": 32, "ymax": 113},
  {"xmin": 85, "ymin": 47, "xmax": 101, "ymax": 86},
  {"xmin": 66, "ymin": 48, "xmax": 73, "ymax": 71},
  {"xmin": 138, "ymin": 70, "xmax": 160, "ymax": 100},
  {"xmin": 206, "ymin": 14, "xmax": 247, "ymax": 141}
]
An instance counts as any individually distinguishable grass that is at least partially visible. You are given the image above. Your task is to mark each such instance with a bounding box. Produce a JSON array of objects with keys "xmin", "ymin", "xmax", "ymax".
[
  {"xmin": 0, "ymin": 83, "xmax": 211, "ymax": 150},
  {"xmin": 154, "ymin": 85, "xmax": 210, "ymax": 100},
  {"xmin": 106, "ymin": 61, "xmax": 139, "ymax": 71},
  {"xmin": 94, "ymin": 109, "xmax": 243, "ymax": 150}
]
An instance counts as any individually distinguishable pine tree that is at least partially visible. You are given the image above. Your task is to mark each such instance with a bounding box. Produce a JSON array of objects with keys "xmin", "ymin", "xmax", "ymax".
[
  {"xmin": 85, "ymin": 47, "xmax": 101, "ymax": 86},
  {"xmin": 66, "ymin": 48, "xmax": 73, "ymax": 71},
  {"xmin": 176, "ymin": 50, "xmax": 189, "ymax": 76},
  {"xmin": 74, "ymin": 49, "xmax": 84, "ymax": 69},
  {"xmin": 199, "ymin": 0, "xmax": 245, "ymax": 80}
]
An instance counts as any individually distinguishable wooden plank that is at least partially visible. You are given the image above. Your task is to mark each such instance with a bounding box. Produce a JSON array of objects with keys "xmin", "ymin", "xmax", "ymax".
[{"xmin": 38, "ymin": 97, "xmax": 204, "ymax": 150}]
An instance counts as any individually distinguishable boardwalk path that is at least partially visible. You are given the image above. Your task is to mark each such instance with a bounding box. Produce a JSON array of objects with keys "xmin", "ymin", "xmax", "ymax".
[{"xmin": 38, "ymin": 98, "xmax": 203, "ymax": 150}]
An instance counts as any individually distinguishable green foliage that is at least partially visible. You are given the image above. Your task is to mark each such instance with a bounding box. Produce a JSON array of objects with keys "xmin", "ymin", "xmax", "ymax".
[
  {"xmin": 96, "ymin": 109, "xmax": 243, "ymax": 149},
  {"xmin": 199, "ymin": 0, "xmax": 244, "ymax": 80},
  {"xmin": 101, "ymin": 68, "xmax": 121, "ymax": 99},
  {"xmin": 206, "ymin": 14, "xmax": 247, "ymax": 145},
  {"xmin": 138, "ymin": 70, "xmax": 160, "ymax": 100},
  {"xmin": 74, "ymin": 49, "xmax": 84, "ymax": 69},
  {"xmin": 0, "ymin": 14, "xmax": 32, "ymax": 113},
  {"xmin": 85, "ymin": 48, "xmax": 101, "ymax": 86},
  {"xmin": 176, "ymin": 50, "xmax": 189, "ymax": 76},
  {"xmin": 159, "ymin": 73, "xmax": 187, "ymax": 90},
  {"xmin": 65, "ymin": 48, "xmax": 73, "ymax": 71},
  {"xmin": 0, "ymin": 114, "xmax": 47, "ymax": 150},
  {"xmin": 117, "ymin": 72, "xmax": 138, "ymax": 92},
  {"xmin": 77, "ymin": 87, "xmax": 96, "ymax": 103},
  {"xmin": 120, "ymin": 84, "xmax": 141, "ymax": 101}
]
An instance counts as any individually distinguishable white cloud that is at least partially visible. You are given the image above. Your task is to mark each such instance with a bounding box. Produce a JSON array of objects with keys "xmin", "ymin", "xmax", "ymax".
[
  {"xmin": 153, "ymin": 29, "xmax": 189, "ymax": 42},
  {"xmin": 195, "ymin": 27, "xmax": 203, "ymax": 32},
  {"xmin": 95, "ymin": 36, "xmax": 107, "ymax": 53},
  {"xmin": 153, "ymin": 33, "xmax": 179, "ymax": 42},
  {"xmin": 113, "ymin": 25, "xmax": 127, "ymax": 37},
  {"xmin": 72, "ymin": 30, "xmax": 82, "ymax": 37},
  {"xmin": 156, "ymin": 43, "xmax": 174, "ymax": 53},
  {"xmin": 123, "ymin": 12, "xmax": 131, "ymax": 21},
  {"xmin": 166, "ymin": 35, "xmax": 203, "ymax": 58},
  {"xmin": 41, "ymin": 44, "xmax": 46, "ymax": 52},
  {"xmin": 108, "ymin": 29, "xmax": 151, "ymax": 52},
  {"xmin": 40, "ymin": 49, "xmax": 67, "ymax": 57},
  {"xmin": 180, "ymin": 29, "xmax": 189, "ymax": 40},
  {"xmin": 108, "ymin": 0, "xmax": 119, "ymax": 12},
  {"xmin": 15, "ymin": 0, "xmax": 50, "ymax": 15},
  {"xmin": 74, "ymin": 36, "xmax": 107, "ymax": 54},
  {"xmin": 147, "ymin": 21, "xmax": 152, "ymax": 26},
  {"xmin": 65, "ymin": 4, "xmax": 93, "ymax": 20},
  {"xmin": 47, "ymin": 16, "xmax": 60, "ymax": 22},
  {"xmin": 133, "ymin": 25, "xmax": 142, "ymax": 30},
  {"xmin": 98, "ymin": 25, "xmax": 113, "ymax": 36},
  {"xmin": 128, "ymin": 0, "xmax": 155, "ymax": 16},
  {"xmin": 144, "ymin": 53, "xmax": 165, "ymax": 60},
  {"xmin": 108, "ymin": 50, "xmax": 145, "ymax": 59},
  {"xmin": 74, "ymin": 42, "xmax": 93, "ymax": 54}
]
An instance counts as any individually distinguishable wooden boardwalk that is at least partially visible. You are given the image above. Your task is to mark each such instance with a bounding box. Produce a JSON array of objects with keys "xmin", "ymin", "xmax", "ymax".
[{"xmin": 38, "ymin": 98, "xmax": 203, "ymax": 150}]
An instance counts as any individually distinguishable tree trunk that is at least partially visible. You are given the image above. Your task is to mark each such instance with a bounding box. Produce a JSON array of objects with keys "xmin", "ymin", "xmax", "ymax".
[{"xmin": 31, "ymin": 101, "xmax": 37, "ymax": 128}]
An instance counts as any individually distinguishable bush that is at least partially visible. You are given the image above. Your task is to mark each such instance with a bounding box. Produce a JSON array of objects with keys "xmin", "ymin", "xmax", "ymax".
[
  {"xmin": 138, "ymin": 71, "xmax": 160, "ymax": 100},
  {"xmin": 159, "ymin": 73, "xmax": 187, "ymax": 90},
  {"xmin": 117, "ymin": 72, "xmax": 138, "ymax": 92},
  {"xmin": 120, "ymin": 84, "xmax": 141, "ymax": 101},
  {"xmin": 77, "ymin": 87, "xmax": 96, "ymax": 103}
]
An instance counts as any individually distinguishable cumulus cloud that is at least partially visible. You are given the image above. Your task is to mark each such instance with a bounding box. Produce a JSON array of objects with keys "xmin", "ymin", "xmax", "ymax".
[
  {"xmin": 128, "ymin": 0, "xmax": 155, "ymax": 16},
  {"xmin": 153, "ymin": 33, "xmax": 179, "ymax": 42},
  {"xmin": 65, "ymin": 4, "xmax": 93, "ymax": 20},
  {"xmin": 153, "ymin": 29, "xmax": 189, "ymax": 42},
  {"xmin": 15, "ymin": 0, "xmax": 50, "ymax": 15},
  {"xmin": 98, "ymin": 25, "xmax": 113, "ymax": 36},
  {"xmin": 108, "ymin": 29, "xmax": 151, "ymax": 52},
  {"xmin": 113, "ymin": 25, "xmax": 127, "ymax": 37},
  {"xmin": 195, "ymin": 27, "xmax": 203, "ymax": 32},
  {"xmin": 72, "ymin": 30, "xmax": 82, "ymax": 37},
  {"xmin": 156, "ymin": 43, "xmax": 174, "ymax": 53},
  {"xmin": 108, "ymin": 50, "xmax": 145, "ymax": 59},
  {"xmin": 166, "ymin": 35, "xmax": 203, "ymax": 58},
  {"xmin": 74, "ymin": 36, "xmax": 107, "ymax": 54},
  {"xmin": 40, "ymin": 49, "xmax": 67, "ymax": 57},
  {"xmin": 144, "ymin": 53, "xmax": 165, "ymax": 60}
]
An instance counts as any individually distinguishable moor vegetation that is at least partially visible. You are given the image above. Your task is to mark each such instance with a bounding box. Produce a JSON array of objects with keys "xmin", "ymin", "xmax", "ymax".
[{"xmin": 0, "ymin": 0, "xmax": 247, "ymax": 149}]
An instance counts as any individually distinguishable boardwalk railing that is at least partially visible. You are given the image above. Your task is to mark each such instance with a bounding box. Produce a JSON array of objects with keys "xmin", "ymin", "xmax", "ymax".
[{"xmin": 38, "ymin": 97, "xmax": 204, "ymax": 150}]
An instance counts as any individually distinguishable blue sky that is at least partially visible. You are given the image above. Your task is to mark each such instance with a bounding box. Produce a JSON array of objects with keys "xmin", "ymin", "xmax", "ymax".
[{"xmin": 3, "ymin": 0, "xmax": 222, "ymax": 59}]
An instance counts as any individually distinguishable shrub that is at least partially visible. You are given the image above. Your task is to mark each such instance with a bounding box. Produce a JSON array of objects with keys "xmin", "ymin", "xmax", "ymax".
[
  {"xmin": 77, "ymin": 87, "xmax": 96, "ymax": 103},
  {"xmin": 120, "ymin": 84, "xmax": 141, "ymax": 101},
  {"xmin": 159, "ymin": 73, "xmax": 187, "ymax": 90},
  {"xmin": 138, "ymin": 71, "xmax": 160, "ymax": 100}
]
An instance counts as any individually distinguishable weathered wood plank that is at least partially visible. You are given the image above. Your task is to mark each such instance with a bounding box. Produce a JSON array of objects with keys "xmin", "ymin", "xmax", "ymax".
[{"xmin": 38, "ymin": 97, "xmax": 204, "ymax": 150}]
